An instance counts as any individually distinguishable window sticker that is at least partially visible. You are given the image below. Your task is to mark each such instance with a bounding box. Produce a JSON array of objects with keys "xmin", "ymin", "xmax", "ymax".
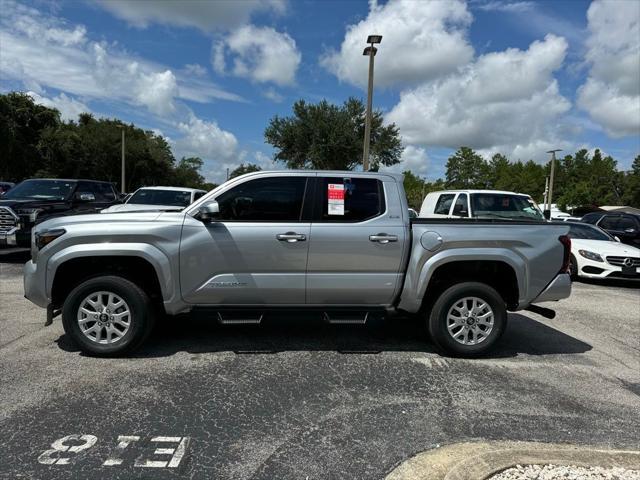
[{"xmin": 327, "ymin": 183, "xmax": 345, "ymax": 215}]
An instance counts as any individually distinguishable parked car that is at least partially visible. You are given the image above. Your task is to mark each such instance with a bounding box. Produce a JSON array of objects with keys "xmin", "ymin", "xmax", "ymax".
[
  {"xmin": 566, "ymin": 222, "xmax": 639, "ymax": 280},
  {"xmin": 102, "ymin": 186, "xmax": 206, "ymax": 213},
  {"xmin": 419, "ymin": 190, "xmax": 544, "ymax": 221},
  {"xmin": 0, "ymin": 178, "xmax": 120, "ymax": 248},
  {"xmin": 24, "ymin": 171, "xmax": 572, "ymax": 357},
  {"xmin": 580, "ymin": 212, "xmax": 640, "ymax": 248},
  {"xmin": 0, "ymin": 181, "xmax": 15, "ymax": 196}
]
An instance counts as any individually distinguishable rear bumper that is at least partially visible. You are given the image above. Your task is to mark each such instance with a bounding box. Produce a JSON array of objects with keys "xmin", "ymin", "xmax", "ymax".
[
  {"xmin": 24, "ymin": 260, "xmax": 49, "ymax": 308},
  {"xmin": 531, "ymin": 273, "xmax": 572, "ymax": 303}
]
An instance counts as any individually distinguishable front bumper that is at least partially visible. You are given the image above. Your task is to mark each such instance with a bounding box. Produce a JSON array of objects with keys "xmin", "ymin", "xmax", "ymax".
[
  {"xmin": 577, "ymin": 258, "xmax": 639, "ymax": 280},
  {"xmin": 24, "ymin": 260, "xmax": 49, "ymax": 308},
  {"xmin": 532, "ymin": 273, "xmax": 572, "ymax": 303}
]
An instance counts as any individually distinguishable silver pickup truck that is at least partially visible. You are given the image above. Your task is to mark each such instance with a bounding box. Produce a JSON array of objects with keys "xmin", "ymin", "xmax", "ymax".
[{"xmin": 23, "ymin": 171, "xmax": 572, "ymax": 357}]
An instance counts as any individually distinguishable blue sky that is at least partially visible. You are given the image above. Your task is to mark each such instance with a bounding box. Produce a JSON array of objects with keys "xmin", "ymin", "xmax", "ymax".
[{"xmin": 1, "ymin": 0, "xmax": 638, "ymax": 183}]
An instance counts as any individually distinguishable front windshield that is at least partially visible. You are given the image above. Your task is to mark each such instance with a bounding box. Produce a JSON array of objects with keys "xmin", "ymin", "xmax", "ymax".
[
  {"xmin": 568, "ymin": 223, "xmax": 613, "ymax": 241},
  {"xmin": 3, "ymin": 179, "xmax": 76, "ymax": 201},
  {"xmin": 471, "ymin": 193, "xmax": 544, "ymax": 221},
  {"xmin": 127, "ymin": 189, "xmax": 192, "ymax": 206}
]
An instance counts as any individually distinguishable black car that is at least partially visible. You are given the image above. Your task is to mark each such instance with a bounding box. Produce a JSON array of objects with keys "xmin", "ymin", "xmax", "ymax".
[
  {"xmin": 0, "ymin": 179, "xmax": 120, "ymax": 248},
  {"xmin": 581, "ymin": 211, "xmax": 640, "ymax": 248}
]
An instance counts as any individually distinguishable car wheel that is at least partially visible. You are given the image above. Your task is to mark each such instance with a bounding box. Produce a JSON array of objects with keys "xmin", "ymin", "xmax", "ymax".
[
  {"xmin": 427, "ymin": 282, "xmax": 507, "ymax": 357},
  {"xmin": 62, "ymin": 275, "xmax": 155, "ymax": 357},
  {"xmin": 569, "ymin": 254, "xmax": 578, "ymax": 280}
]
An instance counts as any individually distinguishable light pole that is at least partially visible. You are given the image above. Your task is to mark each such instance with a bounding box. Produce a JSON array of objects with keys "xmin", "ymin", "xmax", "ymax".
[
  {"xmin": 546, "ymin": 149, "xmax": 561, "ymax": 218},
  {"xmin": 362, "ymin": 34, "xmax": 382, "ymax": 171},
  {"xmin": 118, "ymin": 125, "xmax": 126, "ymax": 193}
]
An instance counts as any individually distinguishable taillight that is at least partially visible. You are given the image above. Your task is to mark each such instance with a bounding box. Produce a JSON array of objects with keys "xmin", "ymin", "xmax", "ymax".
[{"xmin": 558, "ymin": 235, "xmax": 571, "ymax": 273}]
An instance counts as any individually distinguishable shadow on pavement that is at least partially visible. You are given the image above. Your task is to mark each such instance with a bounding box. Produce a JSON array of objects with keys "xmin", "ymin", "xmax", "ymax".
[
  {"xmin": 55, "ymin": 311, "xmax": 592, "ymax": 359},
  {"xmin": 0, "ymin": 249, "xmax": 30, "ymax": 264}
]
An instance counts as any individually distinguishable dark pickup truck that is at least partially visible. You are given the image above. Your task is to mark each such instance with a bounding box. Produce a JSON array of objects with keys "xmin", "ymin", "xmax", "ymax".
[{"xmin": 0, "ymin": 178, "xmax": 120, "ymax": 248}]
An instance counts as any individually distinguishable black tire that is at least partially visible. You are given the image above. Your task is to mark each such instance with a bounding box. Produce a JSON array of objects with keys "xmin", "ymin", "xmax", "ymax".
[
  {"xmin": 569, "ymin": 254, "xmax": 578, "ymax": 280},
  {"xmin": 427, "ymin": 282, "xmax": 507, "ymax": 357},
  {"xmin": 62, "ymin": 275, "xmax": 155, "ymax": 357}
]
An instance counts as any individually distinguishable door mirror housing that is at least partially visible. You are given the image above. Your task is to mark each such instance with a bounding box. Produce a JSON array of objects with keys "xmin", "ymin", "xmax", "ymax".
[
  {"xmin": 75, "ymin": 192, "xmax": 96, "ymax": 202},
  {"xmin": 197, "ymin": 201, "xmax": 220, "ymax": 222},
  {"xmin": 614, "ymin": 235, "xmax": 621, "ymax": 242}
]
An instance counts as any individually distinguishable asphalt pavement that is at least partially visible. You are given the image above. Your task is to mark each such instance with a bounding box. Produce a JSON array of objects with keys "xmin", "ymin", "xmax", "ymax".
[{"xmin": 1, "ymin": 249, "xmax": 639, "ymax": 479}]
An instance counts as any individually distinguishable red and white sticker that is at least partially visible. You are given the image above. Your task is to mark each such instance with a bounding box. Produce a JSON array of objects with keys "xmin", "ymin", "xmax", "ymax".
[{"xmin": 328, "ymin": 184, "xmax": 345, "ymax": 215}]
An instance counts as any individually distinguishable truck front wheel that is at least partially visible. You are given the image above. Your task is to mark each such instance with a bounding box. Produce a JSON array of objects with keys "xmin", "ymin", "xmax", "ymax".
[
  {"xmin": 428, "ymin": 282, "xmax": 506, "ymax": 357},
  {"xmin": 61, "ymin": 276, "xmax": 155, "ymax": 357}
]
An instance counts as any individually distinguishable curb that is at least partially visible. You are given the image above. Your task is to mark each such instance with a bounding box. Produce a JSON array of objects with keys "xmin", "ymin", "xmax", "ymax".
[{"xmin": 385, "ymin": 441, "xmax": 640, "ymax": 480}]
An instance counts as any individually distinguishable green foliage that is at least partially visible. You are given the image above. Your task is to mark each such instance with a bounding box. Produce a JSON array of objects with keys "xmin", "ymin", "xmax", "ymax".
[
  {"xmin": 0, "ymin": 92, "xmax": 210, "ymax": 191},
  {"xmin": 264, "ymin": 97, "xmax": 403, "ymax": 171},
  {"xmin": 229, "ymin": 163, "xmax": 262, "ymax": 179},
  {"xmin": 402, "ymin": 170, "xmax": 445, "ymax": 210},
  {"xmin": 445, "ymin": 147, "xmax": 490, "ymax": 189}
]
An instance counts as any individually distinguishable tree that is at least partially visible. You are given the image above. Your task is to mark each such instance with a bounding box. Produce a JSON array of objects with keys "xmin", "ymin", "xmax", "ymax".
[
  {"xmin": 173, "ymin": 157, "xmax": 207, "ymax": 189},
  {"xmin": 264, "ymin": 98, "xmax": 403, "ymax": 171},
  {"xmin": 229, "ymin": 163, "xmax": 262, "ymax": 179},
  {"xmin": 403, "ymin": 170, "xmax": 445, "ymax": 210},
  {"xmin": 445, "ymin": 147, "xmax": 490, "ymax": 189}
]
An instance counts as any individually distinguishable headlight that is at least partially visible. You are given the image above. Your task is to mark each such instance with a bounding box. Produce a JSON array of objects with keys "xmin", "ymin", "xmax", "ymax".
[
  {"xmin": 35, "ymin": 228, "xmax": 66, "ymax": 250},
  {"xmin": 578, "ymin": 249, "xmax": 604, "ymax": 262},
  {"xmin": 16, "ymin": 208, "xmax": 43, "ymax": 222}
]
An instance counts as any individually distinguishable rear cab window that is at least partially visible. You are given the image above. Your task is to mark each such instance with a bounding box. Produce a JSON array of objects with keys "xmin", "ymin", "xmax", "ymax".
[
  {"xmin": 434, "ymin": 194, "xmax": 455, "ymax": 215},
  {"xmin": 452, "ymin": 194, "xmax": 469, "ymax": 217},
  {"xmin": 316, "ymin": 177, "xmax": 385, "ymax": 222}
]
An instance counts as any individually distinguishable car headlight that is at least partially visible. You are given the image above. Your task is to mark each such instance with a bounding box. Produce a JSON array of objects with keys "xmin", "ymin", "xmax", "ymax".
[
  {"xmin": 578, "ymin": 249, "xmax": 604, "ymax": 262},
  {"xmin": 16, "ymin": 208, "xmax": 43, "ymax": 222},
  {"xmin": 35, "ymin": 228, "xmax": 66, "ymax": 250}
]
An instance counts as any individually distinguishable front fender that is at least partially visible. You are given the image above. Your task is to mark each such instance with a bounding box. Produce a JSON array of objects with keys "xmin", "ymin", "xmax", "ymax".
[{"xmin": 46, "ymin": 243, "xmax": 175, "ymax": 302}]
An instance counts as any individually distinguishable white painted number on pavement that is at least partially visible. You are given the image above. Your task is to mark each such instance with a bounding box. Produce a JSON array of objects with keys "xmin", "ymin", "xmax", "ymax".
[{"xmin": 38, "ymin": 435, "xmax": 190, "ymax": 468}]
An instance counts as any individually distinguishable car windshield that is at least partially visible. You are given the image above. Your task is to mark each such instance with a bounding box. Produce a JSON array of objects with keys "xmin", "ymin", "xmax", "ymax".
[
  {"xmin": 127, "ymin": 189, "xmax": 192, "ymax": 206},
  {"xmin": 471, "ymin": 193, "xmax": 544, "ymax": 221},
  {"xmin": 2, "ymin": 179, "xmax": 76, "ymax": 200},
  {"xmin": 568, "ymin": 223, "xmax": 614, "ymax": 241}
]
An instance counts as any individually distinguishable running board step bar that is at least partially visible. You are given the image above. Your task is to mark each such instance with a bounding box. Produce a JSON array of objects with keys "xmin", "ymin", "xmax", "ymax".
[
  {"xmin": 217, "ymin": 312, "xmax": 264, "ymax": 325},
  {"xmin": 323, "ymin": 312, "xmax": 369, "ymax": 325}
]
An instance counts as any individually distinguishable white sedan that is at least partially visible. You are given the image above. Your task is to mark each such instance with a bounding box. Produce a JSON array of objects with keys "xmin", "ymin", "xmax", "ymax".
[
  {"xmin": 102, "ymin": 186, "xmax": 206, "ymax": 213},
  {"xmin": 567, "ymin": 222, "xmax": 640, "ymax": 280}
]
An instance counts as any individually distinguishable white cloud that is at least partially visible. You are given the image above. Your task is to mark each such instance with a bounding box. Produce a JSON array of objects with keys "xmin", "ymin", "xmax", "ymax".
[
  {"xmin": 27, "ymin": 91, "xmax": 90, "ymax": 122},
  {"xmin": 577, "ymin": 0, "xmax": 640, "ymax": 137},
  {"xmin": 380, "ymin": 145, "xmax": 430, "ymax": 175},
  {"xmin": 213, "ymin": 25, "xmax": 301, "ymax": 86},
  {"xmin": 94, "ymin": 0, "xmax": 286, "ymax": 32},
  {"xmin": 183, "ymin": 63, "xmax": 207, "ymax": 77},
  {"xmin": 476, "ymin": 1, "xmax": 534, "ymax": 13},
  {"xmin": 263, "ymin": 88, "xmax": 284, "ymax": 103},
  {"xmin": 0, "ymin": 0, "xmax": 243, "ymax": 116},
  {"xmin": 174, "ymin": 115, "xmax": 239, "ymax": 164},
  {"xmin": 387, "ymin": 35, "xmax": 571, "ymax": 161},
  {"xmin": 321, "ymin": 0, "xmax": 473, "ymax": 88}
]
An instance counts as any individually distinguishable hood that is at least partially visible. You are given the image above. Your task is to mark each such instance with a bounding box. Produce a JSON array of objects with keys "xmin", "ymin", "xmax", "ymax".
[
  {"xmin": 102, "ymin": 203, "xmax": 184, "ymax": 213},
  {"xmin": 35, "ymin": 211, "xmax": 167, "ymax": 231},
  {"xmin": 571, "ymin": 238, "xmax": 640, "ymax": 257},
  {"xmin": 0, "ymin": 198, "xmax": 66, "ymax": 210}
]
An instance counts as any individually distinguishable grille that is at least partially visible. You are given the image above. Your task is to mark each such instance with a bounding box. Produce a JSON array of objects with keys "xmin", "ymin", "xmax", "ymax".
[
  {"xmin": 0, "ymin": 207, "xmax": 19, "ymax": 234},
  {"xmin": 606, "ymin": 256, "xmax": 640, "ymax": 267}
]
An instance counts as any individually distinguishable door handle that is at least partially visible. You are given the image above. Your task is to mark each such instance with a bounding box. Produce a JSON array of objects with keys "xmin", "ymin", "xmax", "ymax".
[
  {"xmin": 277, "ymin": 232, "xmax": 307, "ymax": 242},
  {"xmin": 369, "ymin": 234, "xmax": 398, "ymax": 244}
]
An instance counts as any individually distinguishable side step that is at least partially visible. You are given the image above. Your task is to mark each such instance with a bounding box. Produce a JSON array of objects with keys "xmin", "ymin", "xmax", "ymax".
[
  {"xmin": 217, "ymin": 312, "xmax": 263, "ymax": 325},
  {"xmin": 323, "ymin": 311, "xmax": 369, "ymax": 325}
]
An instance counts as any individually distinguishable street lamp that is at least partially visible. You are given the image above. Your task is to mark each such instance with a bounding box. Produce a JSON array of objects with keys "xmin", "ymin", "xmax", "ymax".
[
  {"xmin": 362, "ymin": 34, "xmax": 382, "ymax": 171},
  {"xmin": 545, "ymin": 149, "xmax": 562, "ymax": 218},
  {"xmin": 117, "ymin": 125, "xmax": 126, "ymax": 194}
]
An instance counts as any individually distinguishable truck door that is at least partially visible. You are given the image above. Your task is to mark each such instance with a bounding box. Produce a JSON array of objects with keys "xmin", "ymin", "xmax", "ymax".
[
  {"xmin": 306, "ymin": 176, "xmax": 406, "ymax": 305},
  {"xmin": 180, "ymin": 174, "xmax": 313, "ymax": 305}
]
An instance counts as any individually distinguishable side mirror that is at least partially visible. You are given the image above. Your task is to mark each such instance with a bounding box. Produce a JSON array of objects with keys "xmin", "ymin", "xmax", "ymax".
[
  {"xmin": 614, "ymin": 236, "xmax": 621, "ymax": 242},
  {"xmin": 197, "ymin": 201, "xmax": 220, "ymax": 223},
  {"xmin": 76, "ymin": 192, "xmax": 96, "ymax": 202},
  {"xmin": 624, "ymin": 228, "xmax": 636, "ymax": 234}
]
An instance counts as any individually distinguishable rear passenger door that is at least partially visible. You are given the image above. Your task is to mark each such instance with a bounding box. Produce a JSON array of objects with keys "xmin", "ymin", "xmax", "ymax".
[{"xmin": 306, "ymin": 176, "xmax": 406, "ymax": 305}]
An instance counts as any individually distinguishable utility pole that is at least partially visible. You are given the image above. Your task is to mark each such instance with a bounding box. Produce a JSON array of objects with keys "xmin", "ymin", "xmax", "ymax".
[
  {"xmin": 118, "ymin": 125, "xmax": 126, "ymax": 194},
  {"xmin": 362, "ymin": 35, "xmax": 382, "ymax": 171},
  {"xmin": 546, "ymin": 149, "xmax": 561, "ymax": 218}
]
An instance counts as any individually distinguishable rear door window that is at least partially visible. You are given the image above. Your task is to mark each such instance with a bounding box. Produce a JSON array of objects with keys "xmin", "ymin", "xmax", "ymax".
[
  {"xmin": 434, "ymin": 194, "xmax": 455, "ymax": 215},
  {"xmin": 316, "ymin": 177, "xmax": 385, "ymax": 222},
  {"xmin": 598, "ymin": 215, "xmax": 620, "ymax": 230}
]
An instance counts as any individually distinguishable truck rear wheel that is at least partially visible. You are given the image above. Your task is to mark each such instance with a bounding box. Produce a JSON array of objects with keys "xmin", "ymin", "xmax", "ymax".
[
  {"xmin": 61, "ymin": 275, "xmax": 155, "ymax": 357},
  {"xmin": 427, "ymin": 282, "xmax": 506, "ymax": 357}
]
